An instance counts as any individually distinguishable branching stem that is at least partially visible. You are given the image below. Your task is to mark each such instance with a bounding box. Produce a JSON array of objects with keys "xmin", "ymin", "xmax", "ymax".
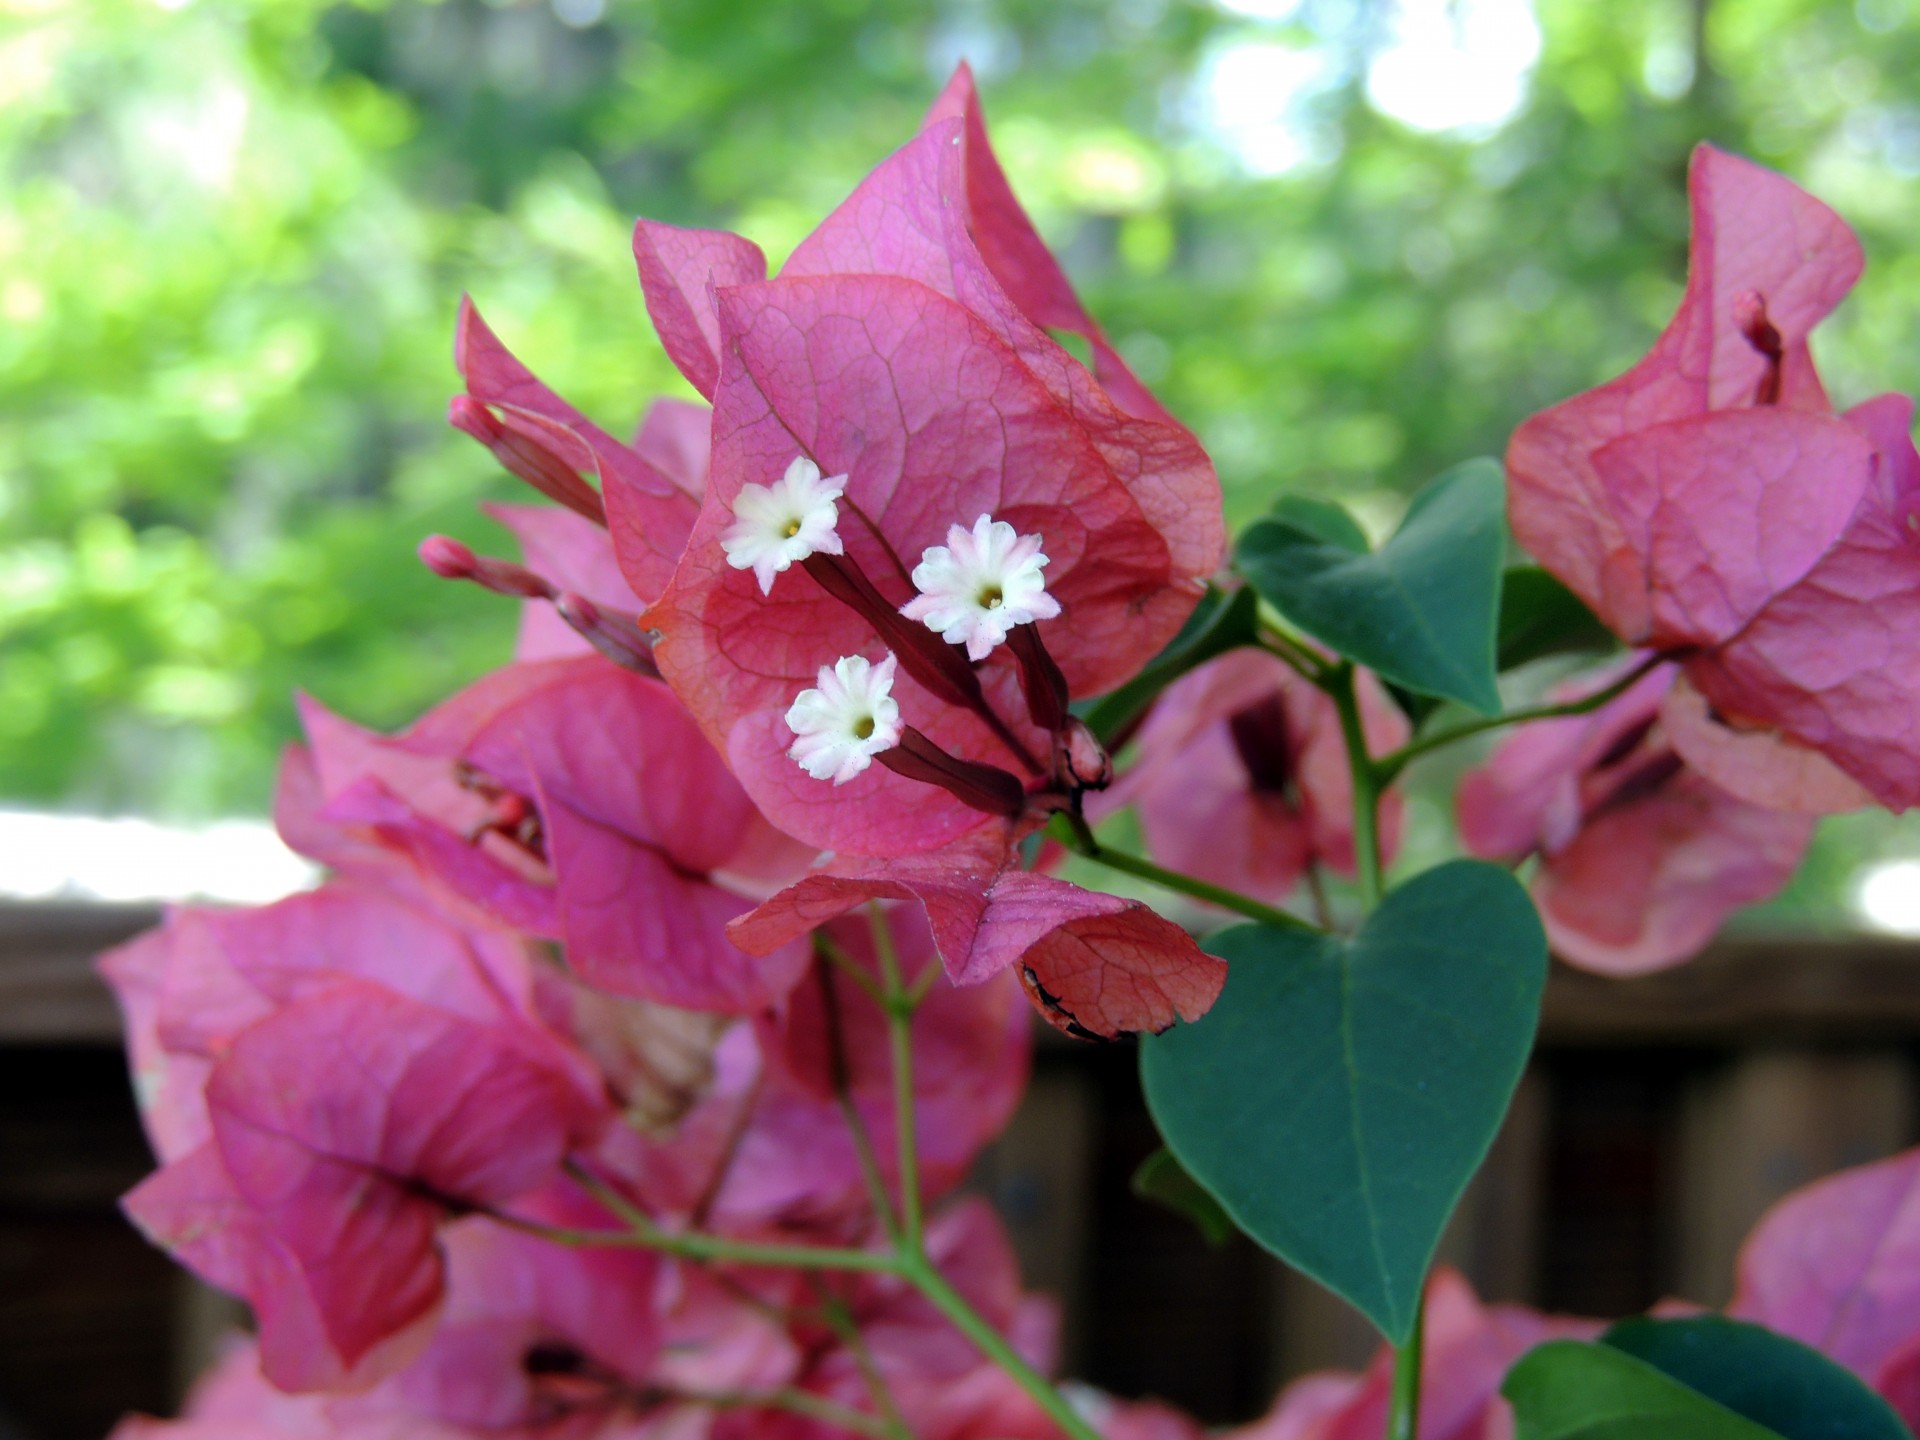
[{"xmin": 1049, "ymin": 811, "xmax": 1318, "ymax": 932}]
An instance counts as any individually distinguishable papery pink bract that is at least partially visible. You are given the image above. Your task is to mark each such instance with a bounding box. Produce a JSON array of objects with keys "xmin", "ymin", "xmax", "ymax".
[
  {"xmin": 1507, "ymin": 145, "xmax": 1920, "ymax": 811},
  {"xmin": 719, "ymin": 1198, "xmax": 1064, "ymax": 1440},
  {"xmin": 1730, "ymin": 1146, "xmax": 1920, "ymax": 1405},
  {"xmin": 454, "ymin": 298, "xmax": 702, "ymax": 605},
  {"xmin": 340, "ymin": 1205, "xmax": 662, "ymax": 1431},
  {"xmin": 632, "ymin": 221, "xmax": 767, "ymax": 402},
  {"xmin": 1104, "ymin": 650, "xmax": 1407, "ymax": 905},
  {"xmin": 1232, "ymin": 1269, "xmax": 1599, "ymax": 1440},
  {"xmin": 128, "ymin": 975, "xmax": 608, "ymax": 1394},
  {"xmin": 1458, "ymin": 662, "xmax": 1812, "ymax": 973},
  {"xmin": 729, "ymin": 829, "xmax": 1225, "ymax": 1040},
  {"xmin": 582, "ymin": 908, "xmax": 1029, "ymax": 1232},
  {"xmin": 1508, "ymin": 144, "xmax": 1862, "ymax": 645},
  {"xmin": 1675, "ymin": 393, "xmax": 1920, "ymax": 810},
  {"xmin": 301, "ymin": 657, "xmax": 813, "ymax": 1012},
  {"xmin": 645, "ymin": 67, "xmax": 1223, "ymax": 860},
  {"xmin": 103, "ymin": 877, "xmax": 611, "ymax": 1395}
]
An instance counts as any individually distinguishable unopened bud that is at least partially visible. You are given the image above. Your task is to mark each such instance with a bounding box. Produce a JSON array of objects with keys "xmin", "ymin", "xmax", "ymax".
[
  {"xmin": 419, "ymin": 534, "xmax": 480, "ymax": 580},
  {"xmin": 1061, "ymin": 717, "xmax": 1112, "ymax": 792},
  {"xmin": 419, "ymin": 535, "xmax": 555, "ymax": 600},
  {"xmin": 447, "ymin": 395, "xmax": 607, "ymax": 526},
  {"xmin": 555, "ymin": 592, "xmax": 659, "ymax": 676}
]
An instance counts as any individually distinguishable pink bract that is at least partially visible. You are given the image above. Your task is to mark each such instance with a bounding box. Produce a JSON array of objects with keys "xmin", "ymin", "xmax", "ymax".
[
  {"xmin": 101, "ymin": 880, "xmax": 610, "ymax": 1394},
  {"xmin": 581, "ymin": 907, "xmax": 1029, "ymax": 1233},
  {"xmin": 1731, "ymin": 1145, "xmax": 1920, "ymax": 1415},
  {"xmin": 729, "ymin": 828, "xmax": 1226, "ymax": 1041},
  {"xmin": 1458, "ymin": 661, "xmax": 1812, "ymax": 973},
  {"xmin": 300, "ymin": 656, "xmax": 814, "ymax": 1012},
  {"xmin": 642, "ymin": 64, "xmax": 1223, "ymax": 859},
  {"xmin": 1507, "ymin": 144, "xmax": 1920, "ymax": 811},
  {"xmin": 1103, "ymin": 650, "xmax": 1407, "ymax": 905},
  {"xmin": 453, "ymin": 298, "xmax": 702, "ymax": 607}
]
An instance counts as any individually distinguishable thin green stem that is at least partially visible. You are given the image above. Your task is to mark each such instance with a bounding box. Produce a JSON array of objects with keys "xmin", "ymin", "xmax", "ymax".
[
  {"xmin": 816, "ymin": 947, "xmax": 901, "ymax": 1244},
  {"xmin": 1258, "ymin": 622, "xmax": 1331, "ymax": 684},
  {"xmin": 815, "ymin": 929, "xmax": 888, "ymax": 1006},
  {"xmin": 1049, "ymin": 811, "xmax": 1319, "ymax": 932},
  {"xmin": 508, "ymin": 1179, "xmax": 900, "ymax": 1275},
  {"xmin": 1386, "ymin": 1289, "xmax": 1427, "ymax": 1440},
  {"xmin": 1373, "ymin": 652, "xmax": 1663, "ymax": 784},
  {"xmin": 689, "ymin": 1384, "xmax": 897, "ymax": 1439},
  {"xmin": 867, "ymin": 903, "xmax": 923, "ymax": 1253},
  {"xmin": 1327, "ymin": 663, "xmax": 1384, "ymax": 909},
  {"xmin": 819, "ymin": 1290, "xmax": 915, "ymax": 1440},
  {"xmin": 903, "ymin": 1254, "xmax": 1102, "ymax": 1440}
]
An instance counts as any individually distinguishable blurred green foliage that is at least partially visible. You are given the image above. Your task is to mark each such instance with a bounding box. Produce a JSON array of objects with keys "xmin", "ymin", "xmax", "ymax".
[{"xmin": 2, "ymin": 0, "xmax": 1918, "ymax": 912}]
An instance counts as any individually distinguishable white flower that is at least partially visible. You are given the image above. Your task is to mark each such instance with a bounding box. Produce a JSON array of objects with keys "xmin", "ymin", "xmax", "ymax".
[
  {"xmin": 720, "ymin": 456, "xmax": 848, "ymax": 595},
  {"xmin": 900, "ymin": 514, "xmax": 1061, "ymax": 660},
  {"xmin": 786, "ymin": 653, "xmax": 903, "ymax": 784}
]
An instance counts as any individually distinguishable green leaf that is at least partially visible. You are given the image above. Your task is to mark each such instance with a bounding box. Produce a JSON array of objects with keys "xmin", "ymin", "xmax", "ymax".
[
  {"xmin": 1140, "ymin": 860, "xmax": 1546, "ymax": 1342},
  {"xmin": 1237, "ymin": 460, "xmax": 1507, "ymax": 713},
  {"xmin": 1081, "ymin": 585, "xmax": 1259, "ymax": 744},
  {"xmin": 1504, "ymin": 1340, "xmax": 1787, "ymax": 1440},
  {"xmin": 1131, "ymin": 1148, "xmax": 1237, "ymax": 1247},
  {"xmin": 1601, "ymin": 1318, "xmax": 1913, "ymax": 1440},
  {"xmin": 1498, "ymin": 567, "xmax": 1619, "ymax": 672},
  {"xmin": 1269, "ymin": 495, "xmax": 1370, "ymax": 553}
]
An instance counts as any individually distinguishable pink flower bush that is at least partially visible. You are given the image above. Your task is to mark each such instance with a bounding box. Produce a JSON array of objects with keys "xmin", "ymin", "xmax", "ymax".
[
  {"xmin": 1507, "ymin": 144, "xmax": 1920, "ymax": 813},
  {"xmin": 1457, "ymin": 661, "xmax": 1813, "ymax": 972},
  {"xmin": 97, "ymin": 60, "xmax": 1920, "ymax": 1440}
]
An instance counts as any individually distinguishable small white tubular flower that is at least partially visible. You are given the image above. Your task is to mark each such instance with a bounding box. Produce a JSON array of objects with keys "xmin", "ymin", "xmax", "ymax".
[
  {"xmin": 786, "ymin": 653, "xmax": 903, "ymax": 785},
  {"xmin": 900, "ymin": 514, "xmax": 1061, "ymax": 660},
  {"xmin": 720, "ymin": 456, "xmax": 848, "ymax": 595}
]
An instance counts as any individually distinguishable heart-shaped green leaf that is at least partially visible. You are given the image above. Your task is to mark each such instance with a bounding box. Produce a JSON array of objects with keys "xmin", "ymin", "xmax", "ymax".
[
  {"xmin": 1238, "ymin": 460, "xmax": 1507, "ymax": 713},
  {"xmin": 1498, "ymin": 566, "xmax": 1619, "ymax": 672},
  {"xmin": 1131, "ymin": 1147, "xmax": 1237, "ymax": 1248},
  {"xmin": 1269, "ymin": 495, "xmax": 1370, "ymax": 553},
  {"xmin": 1505, "ymin": 1341, "xmax": 1787, "ymax": 1440},
  {"xmin": 1600, "ymin": 1318, "xmax": 1912, "ymax": 1440},
  {"xmin": 1140, "ymin": 860, "xmax": 1546, "ymax": 1341}
]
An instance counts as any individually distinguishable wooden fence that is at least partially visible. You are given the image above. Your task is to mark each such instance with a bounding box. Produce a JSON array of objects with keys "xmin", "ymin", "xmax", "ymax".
[{"xmin": 4, "ymin": 903, "xmax": 1918, "ymax": 1436}]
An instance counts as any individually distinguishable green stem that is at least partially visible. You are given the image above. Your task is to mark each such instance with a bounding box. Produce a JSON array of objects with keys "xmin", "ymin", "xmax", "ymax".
[
  {"xmin": 902, "ymin": 1253, "xmax": 1103, "ymax": 1440},
  {"xmin": 690, "ymin": 1384, "xmax": 898, "ymax": 1439},
  {"xmin": 819, "ymin": 1291, "xmax": 916, "ymax": 1440},
  {"xmin": 819, "ymin": 952, "xmax": 902, "ymax": 1245},
  {"xmin": 517, "ymin": 1176, "xmax": 901, "ymax": 1274},
  {"xmin": 1386, "ymin": 1291, "xmax": 1427, "ymax": 1440},
  {"xmin": 1258, "ymin": 621, "xmax": 1331, "ymax": 684},
  {"xmin": 1326, "ymin": 663, "xmax": 1384, "ymax": 909},
  {"xmin": 1049, "ymin": 812, "xmax": 1319, "ymax": 932},
  {"xmin": 867, "ymin": 903, "xmax": 924, "ymax": 1252},
  {"xmin": 1373, "ymin": 652, "xmax": 1663, "ymax": 784}
]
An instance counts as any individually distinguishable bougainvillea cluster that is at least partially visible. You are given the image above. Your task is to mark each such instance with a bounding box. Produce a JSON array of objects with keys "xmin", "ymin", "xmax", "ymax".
[{"xmin": 102, "ymin": 65, "xmax": 1920, "ymax": 1440}]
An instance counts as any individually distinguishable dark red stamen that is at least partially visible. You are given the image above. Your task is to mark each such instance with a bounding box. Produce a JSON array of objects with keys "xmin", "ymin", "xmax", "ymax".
[
  {"xmin": 1009, "ymin": 624, "xmax": 1070, "ymax": 735},
  {"xmin": 880, "ymin": 726, "xmax": 1026, "ymax": 818}
]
